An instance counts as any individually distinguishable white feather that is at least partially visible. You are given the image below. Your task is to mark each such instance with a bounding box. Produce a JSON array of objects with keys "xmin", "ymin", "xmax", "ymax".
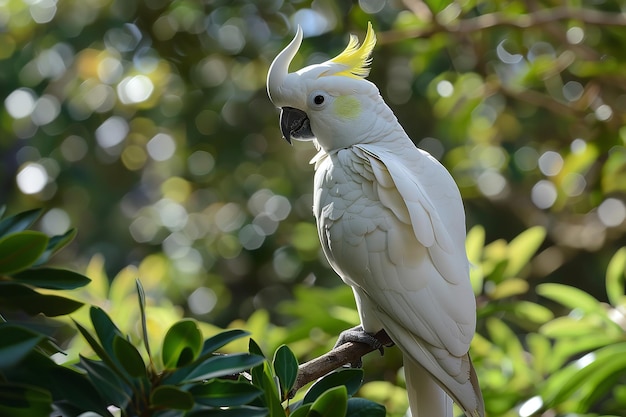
[{"xmin": 313, "ymin": 141, "xmax": 484, "ymax": 417}]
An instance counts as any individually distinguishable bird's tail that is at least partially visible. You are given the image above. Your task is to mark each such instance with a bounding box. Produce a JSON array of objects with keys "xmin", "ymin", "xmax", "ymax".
[{"xmin": 403, "ymin": 354, "xmax": 453, "ymax": 417}]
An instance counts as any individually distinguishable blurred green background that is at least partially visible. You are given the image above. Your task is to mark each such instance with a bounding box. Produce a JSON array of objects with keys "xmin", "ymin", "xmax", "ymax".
[{"xmin": 2, "ymin": 0, "xmax": 626, "ymax": 415}]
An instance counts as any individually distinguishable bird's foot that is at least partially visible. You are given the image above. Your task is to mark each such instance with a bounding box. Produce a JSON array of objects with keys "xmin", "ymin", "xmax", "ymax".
[{"xmin": 334, "ymin": 326, "xmax": 390, "ymax": 368}]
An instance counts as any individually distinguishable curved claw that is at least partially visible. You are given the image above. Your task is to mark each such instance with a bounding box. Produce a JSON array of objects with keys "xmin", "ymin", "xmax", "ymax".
[{"xmin": 334, "ymin": 326, "xmax": 388, "ymax": 367}]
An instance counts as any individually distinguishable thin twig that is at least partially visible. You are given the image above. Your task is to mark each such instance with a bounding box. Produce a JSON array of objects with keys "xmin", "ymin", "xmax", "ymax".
[
  {"xmin": 289, "ymin": 330, "xmax": 393, "ymax": 397},
  {"xmin": 379, "ymin": 7, "xmax": 626, "ymax": 44}
]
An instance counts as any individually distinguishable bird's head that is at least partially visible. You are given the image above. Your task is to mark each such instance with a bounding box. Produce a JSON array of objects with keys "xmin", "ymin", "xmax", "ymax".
[{"xmin": 267, "ymin": 22, "xmax": 381, "ymax": 151}]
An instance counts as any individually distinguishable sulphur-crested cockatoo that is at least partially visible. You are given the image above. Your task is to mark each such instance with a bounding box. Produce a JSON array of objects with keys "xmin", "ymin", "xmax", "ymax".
[{"xmin": 267, "ymin": 23, "xmax": 484, "ymax": 417}]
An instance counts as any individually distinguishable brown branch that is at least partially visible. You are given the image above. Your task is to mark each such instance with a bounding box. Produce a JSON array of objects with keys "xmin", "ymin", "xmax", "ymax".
[
  {"xmin": 290, "ymin": 330, "xmax": 393, "ymax": 397},
  {"xmin": 379, "ymin": 7, "xmax": 626, "ymax": 44}
]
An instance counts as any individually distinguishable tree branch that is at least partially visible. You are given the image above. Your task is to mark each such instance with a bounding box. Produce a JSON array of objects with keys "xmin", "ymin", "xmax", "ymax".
[
  {"xmin": 378, "ymin": 7, "xmax": 626, "ymax": 44},
  {"xmin": 290, "ymin": 330, "xmax": 393, "ymax": 396}
]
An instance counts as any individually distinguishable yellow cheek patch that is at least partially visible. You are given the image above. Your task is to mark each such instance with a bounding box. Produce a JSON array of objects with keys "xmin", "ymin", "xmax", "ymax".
[{"xmin": 333, "ymin": 96, "xmax": 361, "ymax": 119}]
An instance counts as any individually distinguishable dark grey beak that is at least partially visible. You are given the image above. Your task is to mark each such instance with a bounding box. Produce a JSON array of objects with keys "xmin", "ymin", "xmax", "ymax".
[{"xmin": 279, "ymin": 107, "xmax": 314, "ymax": 144}]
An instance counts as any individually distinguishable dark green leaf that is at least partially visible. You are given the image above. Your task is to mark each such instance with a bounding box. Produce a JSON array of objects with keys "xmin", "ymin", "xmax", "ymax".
[
  {"xmin": 346, "ymin": 397, "xmax": 386, "ymax": 417},
  {"xmin": 169, "ymin": 353, "xmax": 265, "ymax": 384},
  {"xmin": 73, "ymin": 319, "xmax": 132, "ymax": 387},
  {"xmin": 185, "ymin": 405, "xmax": 269, "ymax": 417},
  {"xmin": 0, "ymin": 231, "xmax": 49, "ymax": 274},
  {"xmin": 249, "ymin": 338, "xmax": 265, "ymax": 358},
  {"xmin": 0, "ymin": 382, "xmax": 52, "ymax": 417},
  {"xmin": 11, "ymin": 267, "xmax": 90, "ymax": 290},
  {"xmin": 162, "ymin": 319, "xmax": 203, "ymax": 369},
  {"xmin": 0, "ymin": 283, "xmax": 83, "ymax": 316},
  {"xmin": 190, "ymin": 379, "xmax": 263, "ymax": 407},
  {"xmin": 46, "ymin": 361, "xmax": 113, "ymax": 416},
  {"xmin": 0, "ymin": 209, "xmax": 42, "ymax": 237},
  {"xmin": 272, "ymin": 344, "xmax": 298, "ymax": 397},
  {"xmin": 303, "ymin": 369, "xmax": 363, "ymax": 404},
  {"xmin": 0, "ymin": 324, "xmax": 45, "ymax": 369},
  {"xmin": 79, "ymin": 356, "xmax": 132, "ymax": 409},
  {"xmin": 201, "ymin": 329, "xmax": 250, "ymax": 356},
  {"xmin": 252, "ymin": 361, "xmax": 283, "ymax": 417},
  {"xmin": 91, "ymin": 306, "xmax": 123, "ymax": 361},
  {"xmin": 308, "ymin": 385, "xmax": 347, "ymax": 417},
  {"xmin": 33, "ymin": 228, "xmax": 77, "ymax": 266},
  {"xmin": 113, "ymin": 335, "xmax": 146, "ymax": 378},
  {"xmin": 150, "ymin": 385, "xmax": 194, "ymax": 410}
]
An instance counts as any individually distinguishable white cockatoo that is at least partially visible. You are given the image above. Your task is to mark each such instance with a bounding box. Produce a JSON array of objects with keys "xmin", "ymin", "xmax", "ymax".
[{"xmin": 267, "ymin": 23, "xmax": 484, "ymax": 417}]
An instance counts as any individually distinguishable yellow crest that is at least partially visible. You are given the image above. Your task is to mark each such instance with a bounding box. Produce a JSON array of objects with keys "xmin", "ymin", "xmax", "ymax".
[{"xmin": 330, "ymin": 22, "xmax": 376, "ymax": 79}]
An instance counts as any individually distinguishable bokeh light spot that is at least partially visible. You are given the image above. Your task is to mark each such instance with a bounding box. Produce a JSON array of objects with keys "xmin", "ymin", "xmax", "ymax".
[
  {"xmin": 31, "ymin": 95, "xmax": 60, "ymax": 125},
  {"xmin": 538, "ymin": 151, "xmax": 564, "ymax": 176},
  {"xmin": 477, "ymin": 170, "xmax": 507, "ymax": 198},
  {"xmin": 531, "ymin": 180, "xmax": 557, "ymax": 209},
  {"xmin": 147, "ymin": 133, "xmax": 176, "ymax": 161},
  {"xmin": 566, "ymin": 26, "xmax": 585, "ymax": 44},
  {"xmin": 96, "ymin": 116, "xmax": 129, "ymax": 149},
  {"xmin": 29, "ymin": 0, "xmax": 57, "ymax": 24},
  {"xmin": 436, "ymin": 80, "xmax": 454, "ymax": 97},
  {"xmin": 188, "ymin": 287, "xmax": 217, "ymax": 315},
  {"xmin": 598, "ymin": 198, "xmax": 626, "ymax": 227},
  {"xmin": 595, "ymin": 104, "xmax": 613, "ymax": 121},
  {"xmin": 118, "ymin": 75, "xmax": 154, "ymax": 104},
  {"xmin": 129, "ymin": 216, "xmax": 158, "ymax": 243},
  {"xmin": 188, "ymin": 150, "xmax": 215, "ymax": 176},
  {"xmin": 16, "ymin": 162, "xmax": 48, "ymax": 195},
  {"xmin": 41, "ymin": 208, "xmax": 70, "ymax": 235},
  {"xmin": 359, "ymin": 0, "xmax": 385, "ymax": 14},
  {"xmin": 61, "ymin": 135, "xmax": 88, "ymax": 162},
  {"xmin": 5, "ymin": 88, "xmax": 36, "ymax": 119}
]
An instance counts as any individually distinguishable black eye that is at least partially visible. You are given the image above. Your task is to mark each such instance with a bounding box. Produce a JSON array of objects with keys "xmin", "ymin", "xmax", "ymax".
[{"xmin": 314, "ymin": 95, "xmax": 324, "ymax": 105}]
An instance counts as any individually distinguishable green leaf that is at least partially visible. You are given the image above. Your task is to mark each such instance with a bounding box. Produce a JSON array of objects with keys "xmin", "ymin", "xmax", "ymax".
[
  {"xmin": 79, "ymin": 356, "xmax": 132, "ymax": 409},
  {"xmin": 34, "ymin": 228, "xmax": 77, "ymax": 266},
  {"xmin": 185, "ymin": 405, "xmax": 269, "ymax": 417},
  {"xmin": 536, "ymin": 283, "xmax": 602, "ymax": 314},
  {"xmin": 346, "ymin": 397, "xmax": 386, "ymax": 417},
  {"xmin": 249, "ymin": 338, "xmax": 265, "ymax": 358},
  {"xmin": 172, "ymin": 353, "xmax": 265, "ymax": 384},
  {"xmin": 202, "ymin": 329, "xmax": 251, "ymax": 356},
  {"xmin": 190, "ymin": 379, "xmax": 263, "ymax": 407},
  {"xmin": 162, "ymin": 319, "xmax": 203, "ymax": 369},
  {"xmin": 0, "ymin": 209, "xmax": 42, "ymax": 237},
  {"xmin": 290, "ymin": 404, "xmax": 312, "ymax": 417},
  {"xmin": 272, "ymin": 344, "xmax": 298, "ymax": 397},
  {"xmin": 11, "ymin": 267, "xmax": 90, "ymax": 290},
  {"xmin": 466, "ymin": 225, "xmax": 485, "ymax": 294},
  {"xmin": 504, "ymin": 226, "xmax": 545, "ymax": 278},
  {"xmin": 543, "ymin": 342, "xmax": 626, "ymax": 408},
  {"xmin": 251, "ymin": 361, "xmax": 283, "ymax": 417},
  {"xmin": 606, "ymin": 247, "xmax": 626, "ymax": 307},
  {"xmin": 73, "ymin": 319, "xmax": 132, "ymax": 388},
  {"xmin": 0, "ymin": 325, "xmax": 45, "ymax": 369},
  {"xmin": 0, "ymin": 283, "xmax": 83, "ymax": 316},
  {"xmin": 136, "ymin": 279, "xmax": 151, "ymax": 358},
  {"xmin": 0, "ymin": 231, "xmax": 49, "ymax": 274},
  {"xmin": 91, "ymin": 306, "xmax": 123, "ymax": 361},
  {"xmin": 113, "ymin": 335, "xmax": 146, "ymax": 378},
  {"xmin": 308, "ymin": 385, "xmax": 348, "ymax": 417},
  {"xmin": 0, "ymin": 383, "xmax": 52, "ymax": 417},
  {"xmin": 303, "ymin": 369, "xmax": 363, "ymax": 404},
  {"xmin": 150, "ymin": 385, "xmax": 194, "ymax": 410}
]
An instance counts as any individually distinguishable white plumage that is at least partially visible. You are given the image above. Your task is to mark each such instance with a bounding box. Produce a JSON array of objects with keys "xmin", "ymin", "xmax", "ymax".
[{"xmin": 267, "ymin": 23, "xmax": 484, "ymax": 417}]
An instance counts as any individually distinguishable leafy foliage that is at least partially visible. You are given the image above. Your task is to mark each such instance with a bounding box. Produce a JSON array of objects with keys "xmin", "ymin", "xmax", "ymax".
[{"xmin": 2, "ymin": 0, "xmax": 626, "ymax": 416}]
